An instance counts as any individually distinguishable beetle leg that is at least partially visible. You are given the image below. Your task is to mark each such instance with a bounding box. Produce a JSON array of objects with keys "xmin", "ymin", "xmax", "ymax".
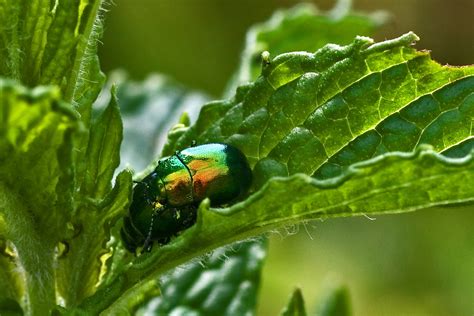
[
  {"xmin": 142, "ymin": 203, "xmax": 165, "ymax": 253},
  {"xmin": 141, "ymin": 212, "xmax": 155, "ymax": 253},
  {"xmin": 190, "ymin": 140, "xmax": 197, "ymax": 147}
]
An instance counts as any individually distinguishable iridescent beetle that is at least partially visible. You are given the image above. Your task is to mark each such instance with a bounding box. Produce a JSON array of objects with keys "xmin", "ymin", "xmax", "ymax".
[{"xmin": 121, "ymin": 143, "xmax": 252, "ymax": 252}]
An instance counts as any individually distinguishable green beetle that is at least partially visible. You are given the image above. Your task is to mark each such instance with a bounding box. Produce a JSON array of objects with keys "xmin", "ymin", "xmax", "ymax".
[{"xmin": 121, "ymin": 143, "xmax": 252, "ymax": 253}]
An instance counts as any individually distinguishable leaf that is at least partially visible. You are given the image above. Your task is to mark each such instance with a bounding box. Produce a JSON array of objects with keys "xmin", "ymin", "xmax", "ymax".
[
  {"xmin": 83, "ymin": 74, "xmax": 209, "ymax": 311},
  {"xmin": 134, "ymin": 238, "xmax": 267, "ymax": 316},
  {"xmin": 118, "ymin": 147, "xmax": 473, "ymax": 294},
  {"xmin": 280, "ymin": 288, "xmax": 307, "ymax": 316},
  {"xmin": 55, "ymin": 88, "xmax": 132, "ymax": 306},
  {"xmin": 80, "ymin": 85, "xmax": 122, "ymax": 199},
  {"xmin": 78, "ymin": 33, "xmax": 474, "ymax": 314},
  {"xmin": 0, "ymin": 0, "xmax": 120, "ymax": 313},
  {"xmin": 0, "ymin": 297, "xmax": 23, "ymax": 316},
  {"xmin": 0, "ymin": 78, "xmax": 78, "ymax": 314},
  {"xmin": 0, "ymin": 0, "xmax": 105, "ymax": 104},
  {"xmin": 314, "ymin": 284, "xmax": 351, "ymax": 316},
  {"xmin": 170, "ymin": 32, "xmax": 473, "ymax": 184},
  {"xmin": 90, "ymin": 72, "xmax": 211, "ymax": 312},
  {"xmin": 161, "ymin": 4, "xmax": 385, "ymax": 315},
  {"xmin": 226, "ymin": 2, "xmax": 386, "ymax": 95},
  {"xmin": 95, "ymin": 71, "xmax": 209, "ymax": 172},
  {"xmin": 144, "ymin": 4, "xmax": 384, "ymax": 314},
  {"xmin": 0, "ymin": 2, "xmax": 106, "ymax": 203}
]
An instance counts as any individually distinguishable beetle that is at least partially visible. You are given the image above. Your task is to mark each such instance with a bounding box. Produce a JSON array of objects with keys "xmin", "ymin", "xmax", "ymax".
[{"xmin": 121, "ymin": 143, "xmax": 252, "ymax": 253}]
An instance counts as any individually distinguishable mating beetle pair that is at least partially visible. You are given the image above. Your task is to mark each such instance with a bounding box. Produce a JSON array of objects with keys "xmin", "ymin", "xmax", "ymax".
[{"xmin": 121, "ymin": 143, "xmax": 252, "ymax": 253}]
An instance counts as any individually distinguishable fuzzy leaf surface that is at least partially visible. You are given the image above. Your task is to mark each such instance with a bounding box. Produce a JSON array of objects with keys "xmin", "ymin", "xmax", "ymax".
[
  {"xmin": 0, "ymin": 79, "xmax": 78, "ymax": 314},
  {"xmin": 0, "ymin": 0, "xmax": 105, "ymax": 104}
]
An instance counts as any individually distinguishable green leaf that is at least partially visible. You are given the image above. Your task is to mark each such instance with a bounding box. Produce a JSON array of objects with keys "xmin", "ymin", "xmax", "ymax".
[
  {"xmin": 80, "ymin": 85, "xmax": 122, "ymax": 199},
  {"xmin": 170, "ymin": 32, "xmax": 473, "ymax": 184},
  {"xmin": 0, "ymin": 0, "xmax": 105, "ymax": 104},
  {"xmin": 314, "ymin": 285, "xmax": 351, "ymax": 316},
  {"xmin": 226, "ymin": 2, "xmax": 385, "ymax": 95},
  {"xmin": 135, "ymin": 238, "xmax": 267, "ymax": 316},
  {"xmin": 56, "ymin": 88, "xmax": 132, "ymax": 306},
  {"xmin": 95, "ymin": 71, "xmax": 209, "ymax": 172},
  {"xmin": 77, "ymin": 74, "xmax": 210, "ymax": 312},
  {"xmin": 0, "ymin": 78, "xmax": 78, "ymax": 314},
  {"xmin": 116, "ymin": 147, "xmax": 472, "ymax": 298},
  {"xmin": 149, "ymin": 4, "xmax": 384, "ymax": 314},
  {"xmin": 85, "ymin": 75, "xmax": 208, "ymax": 311},
  {"xmin": 78, "ymin": 33, "xmax": 474, "ymax": 314},
  {"xmin": 0, "ymin": 1, "xmax": 124, "ymax": 313},
  {"xmin": 280, "ymin": 288, "xmax": 306, "ymax": 316}
]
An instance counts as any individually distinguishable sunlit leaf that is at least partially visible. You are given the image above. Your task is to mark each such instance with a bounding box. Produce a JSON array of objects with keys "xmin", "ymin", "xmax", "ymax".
[
  {"xmin": 0, "ymin": 0, "xmax": 105, "ymax": 104},
  {"xmin": 141, "ymin": 4, "xmax": 384, "ymax": 314}
]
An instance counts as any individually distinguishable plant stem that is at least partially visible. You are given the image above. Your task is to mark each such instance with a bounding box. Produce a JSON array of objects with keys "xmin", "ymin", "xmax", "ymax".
[{"xmin": 0, "ymin": 183, "xmax": 56, "ymax": 315}]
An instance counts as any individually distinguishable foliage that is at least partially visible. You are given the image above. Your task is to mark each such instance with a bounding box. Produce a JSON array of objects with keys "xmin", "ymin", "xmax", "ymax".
[{"xmin": 0, "ymin": 1, "xmax": 472, "ymax": 315}]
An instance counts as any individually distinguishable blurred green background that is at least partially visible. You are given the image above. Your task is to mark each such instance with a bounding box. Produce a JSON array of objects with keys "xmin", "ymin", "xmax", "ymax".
[
  {"xmin": 99, "ymin": 1, "xmax": 474, "ymax": 315},
  {"xmin": 100, "ymin": 0, "xmax": 474, "ymax": 97}
]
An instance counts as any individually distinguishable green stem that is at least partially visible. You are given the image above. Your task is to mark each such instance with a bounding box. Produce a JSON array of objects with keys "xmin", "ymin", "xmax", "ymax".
[{"xmin": 0, "ymin": 183, "xmax": 56, "ymax": 316}]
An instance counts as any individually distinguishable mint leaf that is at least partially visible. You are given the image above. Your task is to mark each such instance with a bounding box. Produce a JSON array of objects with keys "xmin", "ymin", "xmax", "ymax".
[
  {"xmin": 280, "ymin": 288, "xmax": 307, "ymax": 316},
  {"xmin": 0, "ymin": 80, "xmax": 131, "ymax": 313},
  {"xmin": 0, "ymin": 1, "xmax": 130, "ymax": 313}
]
